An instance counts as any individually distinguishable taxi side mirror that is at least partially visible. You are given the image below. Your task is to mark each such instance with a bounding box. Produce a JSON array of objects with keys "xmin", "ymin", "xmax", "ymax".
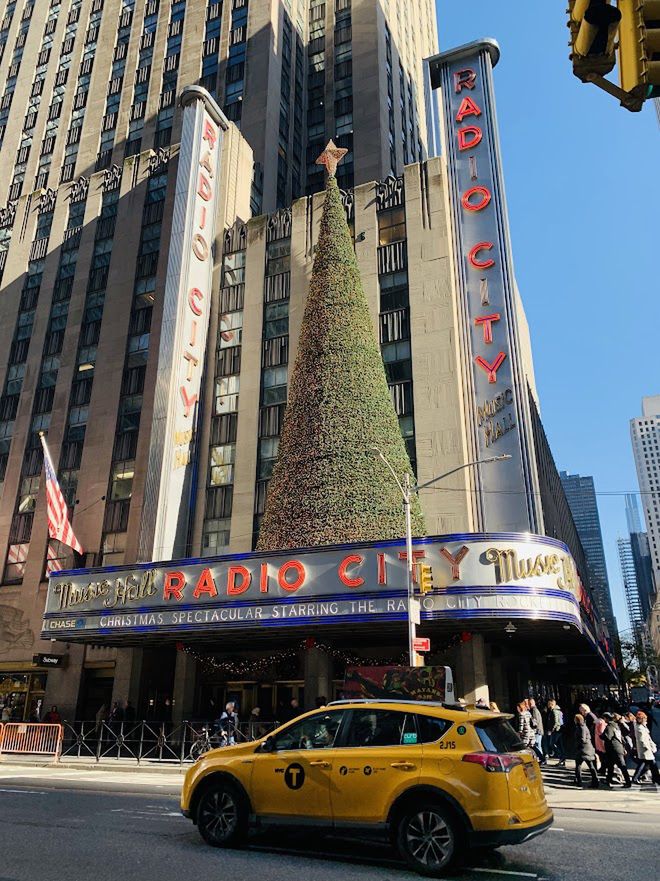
[{"xmin": 259, "ymin": 735, "xmax": 275, "ymax": 753}]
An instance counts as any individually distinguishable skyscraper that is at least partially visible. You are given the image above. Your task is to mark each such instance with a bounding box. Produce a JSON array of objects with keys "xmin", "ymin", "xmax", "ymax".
[
  {"xmin": 617, "ymin": 537, "xmax": 644, "ymax": 638},
  {"xmin": 560, "ymin": 471, "xmax": 617, "ymax": 638},
  {"xmin": 0, "ymin": 0, "xmax": 438, "ymax": 217},
  {"xmin": 630, "ymin": 396, "xmax": 660, "ymax": 654},
  {"xmin": 624, "ymin": 493, "xmax": 655, "ymax": 623}
]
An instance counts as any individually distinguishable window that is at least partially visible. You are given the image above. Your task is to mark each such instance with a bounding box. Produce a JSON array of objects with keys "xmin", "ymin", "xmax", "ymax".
[
  {"xmin": 378, "ymin": 206, "xmax": 406, "ymax": 245},
  {"xmin": 4, "ymin": 542, "xmax": 29, "ymax": 582},
  {"xmin": 416, "ymin": 715, "xmax": 452, "ymax": 744},
  {"xmin": 344, "ymin": 709, "xmax": 417, "ymax": 747},
  {"xmin": 110, "ymin": 460, "xmax": 134, "ymax": 500},
  {"xmin": 209, "ymin": 444, "xmax": 235, "ymax": 486},
  {"xmin": 476, "ymin": 718, "xmax": 524, "ymax": 753},
  {"xmin": 271, "ymin": 711, "xmax": 345, "ymax": 751},
  {"xmin": 202, "ymin": 518, "xmax": 231, "ymax": 556}
]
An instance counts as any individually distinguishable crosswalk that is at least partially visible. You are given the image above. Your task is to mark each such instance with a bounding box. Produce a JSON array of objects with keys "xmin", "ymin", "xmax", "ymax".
[{"xmin": 541, "ymin": 759, "xmax": 659, "ymax": 794}]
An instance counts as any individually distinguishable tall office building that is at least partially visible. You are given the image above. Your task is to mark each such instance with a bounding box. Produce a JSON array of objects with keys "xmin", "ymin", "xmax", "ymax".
[
  {"xmin": 560, "ymin": 471, "xmax": 617, "ymax": 638},
  {"xmin": 624, "ymin": 493, "xmax": 655, "ymax": 623},
  {"xmin": 0, "ymin": 0, "xmax": 438, "ymax": 217},
  {"xmin": 617, "ymin": 537, "xmax": 644, "ymax": 637},
  {"xmin": 630, "ymin": 396, "xmax": 660, "ymax": 653}
]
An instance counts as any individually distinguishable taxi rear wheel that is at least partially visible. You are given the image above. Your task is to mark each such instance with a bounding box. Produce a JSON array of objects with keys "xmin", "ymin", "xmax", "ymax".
[
  {"xmin": 197, "ymin": 782, "xmax": 247, "ymax": 848},
  {"xmin": 396, "ymin": 802, "xmax": 458, "ymax": 876}
]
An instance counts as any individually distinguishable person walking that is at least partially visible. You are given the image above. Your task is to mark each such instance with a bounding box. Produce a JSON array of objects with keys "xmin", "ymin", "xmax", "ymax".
[
  {"xmin": 593, "ymin": 713, "xmax": 608, "ymax": 776},
  {"xmin": 528, "ymin": 698, "xmax": 546, "ymax": 764},
  {"xmin": 602, "ymin": 712, "xmax": 632, "ymax": 787},
  {"xmin": 218, "ymin": 701, "xmax": 239, "ymax": 745},
  {"xmin": 547, "ymin": 699, "xmax": 566, "ymax": 765},
  {"xmin": 574, "ymin": 713, "xmax": 599, "ymax": 788},
  {"xmin": 516, "ymin": 701, "xmax": 536, "ymax": 752},
  {"xmin": 631, "ymin": 711, "xmax": 660, "ymax": 784}
]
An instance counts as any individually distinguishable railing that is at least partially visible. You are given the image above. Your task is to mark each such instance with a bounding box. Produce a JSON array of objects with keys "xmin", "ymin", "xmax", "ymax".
[
  {"xmin": 0, "ymin": 722, "xmax": 63, "ymax": 757},
  {"xmin": 57, "ymin": 720, "xmax": 280, "ymax": 765}
]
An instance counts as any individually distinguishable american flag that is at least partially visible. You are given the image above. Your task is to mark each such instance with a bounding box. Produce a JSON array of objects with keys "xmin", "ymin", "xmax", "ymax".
[{"xmin": 40, "ymin": 433, "xmax": 83, "ymax": 555}]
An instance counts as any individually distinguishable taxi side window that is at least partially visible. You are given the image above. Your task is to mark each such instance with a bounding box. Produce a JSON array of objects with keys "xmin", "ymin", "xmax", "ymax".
[
  {"xmin": 272, "ymin": 711, "xmax": 344, "ymax": 751},
  {"xmin": 344, "ymin": 709, "xmax": 417, "ymax": 747},
  {"xmin": 416, "ymin": 715, "xmax": 452, "ymax": 743}
]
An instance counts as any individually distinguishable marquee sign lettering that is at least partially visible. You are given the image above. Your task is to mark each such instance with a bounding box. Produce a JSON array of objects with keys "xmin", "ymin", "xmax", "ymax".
[
  {"xmin": 430, "ymin": 41, "xmax": 541, "ymax": 533},
  {"xmin": 43, "ymin": 533, "xmax": 600, "ymax": 642},
  {"xmin": 139, "ymin": 88, "xmax": 228, "ymax": 562}
]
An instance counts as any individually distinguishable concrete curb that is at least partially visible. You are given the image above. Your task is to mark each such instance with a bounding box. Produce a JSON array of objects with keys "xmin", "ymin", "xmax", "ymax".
[{"xmin": 0, "ymin": 757, "xmax": 187, "ymax": 775}]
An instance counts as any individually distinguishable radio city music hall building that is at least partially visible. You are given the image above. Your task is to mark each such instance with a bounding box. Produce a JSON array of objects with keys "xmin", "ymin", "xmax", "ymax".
[{"xmin": 0, "ymin": 41, "xmax": 616, "ymax": 726}]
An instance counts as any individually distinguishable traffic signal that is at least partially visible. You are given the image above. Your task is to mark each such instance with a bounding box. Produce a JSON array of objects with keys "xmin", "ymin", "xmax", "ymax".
[
  {"xmin": 568, "ymin": 0, "xmax": 622, "ymax": 80},
  {"xmin": 418, "ymin": 564, "xmax": 434, "ymax": 595},
  {"xmin": 618, "ymin": 0, "xmax": 660, "ymax": 100}
]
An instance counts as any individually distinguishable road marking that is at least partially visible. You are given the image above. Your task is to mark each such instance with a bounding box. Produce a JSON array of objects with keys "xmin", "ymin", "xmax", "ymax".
[
  {"xmin": 548, "ymin": 827, "xmax": 565, "ymax": 831},
  {"xmin": 471, "ymin": 870, "xmax": 538, "ymax": 878},
  {"xmin": 0, "ymin": 788, "xmax": 47, "ymax": 794}
]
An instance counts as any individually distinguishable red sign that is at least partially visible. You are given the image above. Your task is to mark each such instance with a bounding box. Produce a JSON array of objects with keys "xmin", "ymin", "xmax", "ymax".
[{"xmin": 413, "ymin": 637, "xmax": 431, "ymax": 653}]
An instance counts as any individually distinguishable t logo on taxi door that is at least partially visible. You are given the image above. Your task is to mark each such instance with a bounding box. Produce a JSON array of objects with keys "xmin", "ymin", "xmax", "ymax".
[{"xmin": 284, "ymin": 762, "xmax": 305, "ymax": 790}]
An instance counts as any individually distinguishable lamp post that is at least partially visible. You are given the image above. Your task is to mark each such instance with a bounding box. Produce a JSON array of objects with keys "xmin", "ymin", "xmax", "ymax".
[{"xmin": 374, "ymin": 449, "xmax": 511, "ymax": 667}]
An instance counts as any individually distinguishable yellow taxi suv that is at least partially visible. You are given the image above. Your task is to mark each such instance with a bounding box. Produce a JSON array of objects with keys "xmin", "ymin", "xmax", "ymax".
[{"xmin": 181, "ymin": 699, "xmax": 553, "ymax": 876}]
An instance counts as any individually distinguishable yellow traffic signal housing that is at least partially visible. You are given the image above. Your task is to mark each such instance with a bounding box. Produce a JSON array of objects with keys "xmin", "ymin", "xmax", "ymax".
[
  {"xmin": 618, "ymin": 0, "xmax": 660, "ymax": 98},
  {"xmin": 418, "ymin": 564, "xmax": 434, "ymax": 595},
  {"xmin": 568, "ymin": 0, "xmax": 622, "ymax": 80}
]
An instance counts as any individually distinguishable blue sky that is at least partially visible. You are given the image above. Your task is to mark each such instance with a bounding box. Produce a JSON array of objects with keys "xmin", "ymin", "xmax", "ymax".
[{"xmin": 437, "ymin": 2, "xmax": 659, "ymax": 632}]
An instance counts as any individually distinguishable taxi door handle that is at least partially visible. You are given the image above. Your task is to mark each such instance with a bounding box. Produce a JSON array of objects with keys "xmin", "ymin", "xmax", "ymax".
[
  {"xmin": 241, "ymin": 759, "xmax": 254, "ymax": 764},
  {"xmin": 391, "ymin": 761, "xmax": 416, "ymax": 770},
  {"xmin": 309, "ymin": 760, "xmax": 331, "ymax": 768}
]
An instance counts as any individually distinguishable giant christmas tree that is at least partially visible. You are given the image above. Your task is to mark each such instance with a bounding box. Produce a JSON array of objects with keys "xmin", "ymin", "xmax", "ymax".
[{"xmin": 257, "ymin": 142, "xmax": 425, "ymax": 551}]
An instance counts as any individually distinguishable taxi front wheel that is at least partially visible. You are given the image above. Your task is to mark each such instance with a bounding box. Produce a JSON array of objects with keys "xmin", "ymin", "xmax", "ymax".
[
  {"xmin": 396, "ymin": 802, "xmax": 458, "ymax": 877},
  {"xmin": 197, "ymin": 782, "xmax": 248, "ymax": 849}
]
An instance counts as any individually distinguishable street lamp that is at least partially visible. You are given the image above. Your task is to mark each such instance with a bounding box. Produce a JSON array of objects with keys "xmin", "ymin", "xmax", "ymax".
[{"xmin": 373, "ymin": 448, "xmax": 511, "ymax": 666}]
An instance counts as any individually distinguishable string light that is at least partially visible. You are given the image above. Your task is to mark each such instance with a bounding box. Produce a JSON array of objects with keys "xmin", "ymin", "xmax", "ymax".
[{"xmin": 175, "ymin": 632, "xmax": 472, "ymax": 678}]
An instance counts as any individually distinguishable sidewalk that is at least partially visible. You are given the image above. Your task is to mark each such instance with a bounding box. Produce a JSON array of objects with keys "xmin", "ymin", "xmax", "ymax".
[{"xmin": 542, "ymin": 760, "xmax": 660, "ymax": 815}]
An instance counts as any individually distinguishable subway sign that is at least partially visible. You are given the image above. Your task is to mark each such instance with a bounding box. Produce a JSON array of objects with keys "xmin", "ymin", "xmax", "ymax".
[
  {"xmin": 428, "ymin": 41, "xmax": 541, "ymax": 534},
  {"xmin": 42, "ymin": 533, "xmax": 591, "ymax": 640}
]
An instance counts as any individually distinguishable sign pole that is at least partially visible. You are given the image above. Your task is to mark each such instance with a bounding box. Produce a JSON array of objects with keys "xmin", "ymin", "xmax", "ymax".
[{"xmin": 403, "ymin": 473, "xmax": 417, "ymax": 667}]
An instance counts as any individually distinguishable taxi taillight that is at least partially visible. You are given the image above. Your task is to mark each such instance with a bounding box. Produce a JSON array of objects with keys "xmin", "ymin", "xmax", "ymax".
[{"xmin": 462, "ymin": 752, "xmax": 525, "ymax": 773}]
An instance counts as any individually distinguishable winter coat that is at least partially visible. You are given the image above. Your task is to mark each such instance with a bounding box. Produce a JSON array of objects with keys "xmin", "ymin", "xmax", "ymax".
[
  {"xmin": 603, "ymin": 721, "xmax": 625, "ymax": 759},
  {"xmin": 594, "ymin": 717, "xmax": 606, "ymax": 753},
  {"xmin": 517, "ymin": 710, "xmax": 535, "ymax": 746},
  {"xmin": 583, "ymin": 710, "xmax": 598, "ymax": 741},
  {"xmin": 575, "ymin": 721, "xmax": 596, "ymax": 761},
  {"xmin": 547, "ymin": 707, "xmax": 562, "ymax": 733},
  {"xmin": 530, "ymin": 707, "xmax": 544, "ymax": 735},
  {"xmin": 635, "ymin": 723, "xmax": 658, "ymax": 762}
]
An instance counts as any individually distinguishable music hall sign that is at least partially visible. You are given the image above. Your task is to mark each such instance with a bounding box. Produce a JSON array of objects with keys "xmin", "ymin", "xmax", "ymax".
[{"xmin": 42, "ymin": 533, "xmax": 588, "ymax": 641}]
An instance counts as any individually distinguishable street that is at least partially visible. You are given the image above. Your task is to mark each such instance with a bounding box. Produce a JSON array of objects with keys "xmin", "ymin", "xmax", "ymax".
[{"xmin": 0, "ymin": 768, "xmax": 658, "ymax": 881}]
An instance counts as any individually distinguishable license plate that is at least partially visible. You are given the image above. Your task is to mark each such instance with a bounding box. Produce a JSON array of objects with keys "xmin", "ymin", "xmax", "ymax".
[{"xmin": 524, "ymin": 765, "xmax": 537, "ymax": 781}]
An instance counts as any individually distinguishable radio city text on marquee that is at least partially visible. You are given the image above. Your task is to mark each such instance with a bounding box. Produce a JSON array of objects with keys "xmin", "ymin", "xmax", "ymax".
[{"xmin": 49, "ymin": 542, "xmax": 582, "ymax": 616}]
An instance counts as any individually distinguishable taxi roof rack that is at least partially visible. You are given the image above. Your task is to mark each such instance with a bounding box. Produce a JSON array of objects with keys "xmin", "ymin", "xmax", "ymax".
[{"xmin": 327, "ymin": 699, "xmax": 468, "ymax": 712}]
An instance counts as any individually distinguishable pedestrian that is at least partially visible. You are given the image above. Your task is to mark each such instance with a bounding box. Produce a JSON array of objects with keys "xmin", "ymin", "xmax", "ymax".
[
  {"xmin": 248, "ymin": 706, "xmax": 262, "ymax": 740},
  {"xmin": 546, "ymin": 699, "xmax": 566, "ymax": 765},
  {"xmin": 43, "ymin": 705, "xmax": 61, "ymax": 724},
  {"xmin": 489, "ymin": 701, "xmax": 500, "ymax": 713},
  {"xmin": 108, "ymin": 701, "xmax": 124, "ymax": 723},
  {"xmin": 315, "ymin": 695, "xmax": 328, "ymax": 709},
  {"xmin": 218, "ymin": 701, "xmax": 239, "ymax": 745},
  {"xmin": 602, "ymin": 712, "xmax": 632, "ymax": 787},
  {"xmin": 1, "ymin": 704, "xmax": 10, "ymax": 722},
  {"xmin": 631, "ymin": 711, "xmax": 660, "ymax": 785},
  {"xmin": 285, "ymin": 698, "xmax": 300, "ymax": 721},
  {"xmin": 593, "ymin": 713, "xmax": 608, "ymax": 776},
  {"xmin": 516, "ymin": 701, "xmax": 535, "ymax": 752},
  {"xmin": 617, "ymin": 712, "xmax": 634, "ymax": 758},
  {"xmin": 528, "ymin": 698, "xmax": 546, "ymax": 764},
  {"xmin": 574, "ymin": 713, "xmax": 599, "ymax": 788},
  {"xmin": 475, "ymin": 697, "xmax": 489, "ymax": 710}
]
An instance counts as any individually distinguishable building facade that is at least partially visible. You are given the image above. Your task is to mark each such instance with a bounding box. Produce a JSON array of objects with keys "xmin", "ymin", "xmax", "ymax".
[
  {"xmin": 560, "ymin": 470, "xmax": 617, "ymax": 640},
  {"xmin": 630, "ymin": 396, "xmax": 660, "ymax": 654},
  {"xmin": 0, "ymin": 34, "xmax": 617, "ymax": 726},
  {"xmin": 0, "ymin": 0, "xmax": 438, "ymax": 221}
]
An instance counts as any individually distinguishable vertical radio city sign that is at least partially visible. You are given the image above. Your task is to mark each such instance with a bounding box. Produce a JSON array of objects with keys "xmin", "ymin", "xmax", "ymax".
[
  {"xmin": 140, "ymin": 88, "xmax": 228, "ymax": 562},
  {"xmin": 426, "ymin": 41, "xmax": 541, "ymax": 534}
]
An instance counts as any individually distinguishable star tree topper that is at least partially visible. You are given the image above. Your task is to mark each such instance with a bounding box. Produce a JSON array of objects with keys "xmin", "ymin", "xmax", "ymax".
[{"xmin": 315, "ymin": 140, "xmax": 348, "ymax": 177}]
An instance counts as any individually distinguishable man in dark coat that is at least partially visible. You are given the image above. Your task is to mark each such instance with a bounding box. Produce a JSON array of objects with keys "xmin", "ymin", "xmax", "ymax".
[
  {"xmin": 574, "ymin": 713, "xmax": 599, "ymax": 788},
  {"xmin": 602, "ymin": 712, "xmax": 632, "ymax": 787}
]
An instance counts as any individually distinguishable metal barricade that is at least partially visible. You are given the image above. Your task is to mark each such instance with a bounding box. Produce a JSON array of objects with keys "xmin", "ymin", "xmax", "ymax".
[{"xmin": 0, "ymin": 722, "xmax": 63, "ymax": 757}]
